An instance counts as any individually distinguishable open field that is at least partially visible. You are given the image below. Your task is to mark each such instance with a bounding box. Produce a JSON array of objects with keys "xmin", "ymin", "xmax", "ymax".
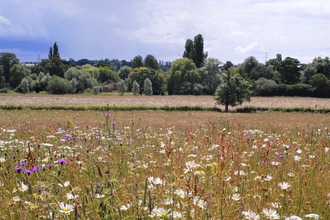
[
  {"xmin": 0, "ymin": 96, "xmax": 329, "ymax": 219},
  {"xmin": 1, "ymin": 94, "xmax": 330, "ymax": 110}
]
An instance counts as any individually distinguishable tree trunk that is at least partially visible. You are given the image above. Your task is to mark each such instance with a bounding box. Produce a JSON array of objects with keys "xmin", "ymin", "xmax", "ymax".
[{"xmin": 225, "ymin": 104, "xmax": 229, "ymax": 112}]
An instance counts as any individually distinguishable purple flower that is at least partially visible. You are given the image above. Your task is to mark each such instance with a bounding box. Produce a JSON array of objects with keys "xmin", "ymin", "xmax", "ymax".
[
  {"xmin": 105, "ymin": 113, "xmax": 111, "ymax": 117},
  {"xmin": 14, "ymin": 166, "xmax": 22, "ymax": 173},
  {"xmin": 279, "ymin": 152, "xmax": 284, "ymax": 159},
  {"xmin": 57, "ymin": 158, "xmax": 67, "ymax": 165},
  {"xmin": 19, "ymin": 161, "xmax": 27, "ymax": 166},
  {"xmin": 24, "ymin": 169, "xmax": 33, "ymax": 175},
  {"xmin": 111, "ymin": 121, "xmax": 116, "ymax": 125},
  {"xmin": 32, "ymin": 166, "xmax": 40, "ymax": 172}
]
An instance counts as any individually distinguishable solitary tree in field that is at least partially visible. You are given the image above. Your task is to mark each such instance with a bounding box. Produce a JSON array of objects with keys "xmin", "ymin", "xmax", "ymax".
[{"xmin": 214, "ymin": 61, "xmax": 251, "ymax": 112}]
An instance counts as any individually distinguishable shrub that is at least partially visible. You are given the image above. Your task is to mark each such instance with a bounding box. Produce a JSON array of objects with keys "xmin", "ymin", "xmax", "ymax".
[
  {"xmin": 117, "ymin": 79, "xmax": 126, "ymax": 95},
  {"xmin": 254, "ymin": 78, "xmax": 278, "ymax": 96},
  {"xmin": 46, "ymin": 76, "xmax": 70, "ymax": 94}
]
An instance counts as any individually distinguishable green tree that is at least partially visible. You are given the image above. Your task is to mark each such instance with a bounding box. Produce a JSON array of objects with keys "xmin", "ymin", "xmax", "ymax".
[
  {"xmin": 200, "ymin": 58, "xmax": 222, "ymax": 95},
  {"xmin": 132, "ymin": 55, "xmax": 143, "ymax": 69},
  {"xmin": 241, "ymin": 56, "xmax": 259, "ymax": 77},
  {"xmin": 183, "ymin": 34, "xmax": 208, "ymax": 68},
  {"xmin": 167, "ymin": 58, "xmax": 201, "ymax": 95},
  {"xmin": 183, "ymin": 39, "xmax": 194, "ymax": 60},
  {"xmin": 301, "ymin": 57, "xmax": 330, "ymax": 83},
  {"xmin": 132, "ymin": 80, "xmax": 140, "ymax": 95},
  {"xmin": 144, "ymin": 54, "xmax": 160, "ymax": 70},
  {"xmin": 214, "ymin": 65, "xmax": 251, "ymax": 112},
  {"xmin": 277, "ymin": 57, "xmax": 301, "ymax": 84},
  {"xmin": 118, "ymin": 66, "xmax": 132, "ymax": 80},
  {"xmin": 46, "ymin": 76, "xmax": 70, "ymax": 94},
  {"xmin": 21, "ymin": 78, "xmax": 29, "ymax": 94},
  {"xmin": 117, "ymin": 79, "xmax": 126, "ymax": 95},
  {"xmin": 0, "ymin": 52, "xmax": 19, "ymax": 84},
  {"xmin": 98, "ymin": 66, "xmax": 120, "ymax": 83},
  {"xmin": 193, "ymin": 34, "xmax": 208, "ymax": 68},
  {"xmin": 151, "ymin": 70, "xmax": 166, "ymax": 95},
  {"xmin": 69, "ymin": 78, "xmax": 77, "ymax": 94},
  {"xmin": 309, "ymin": 73, "xmax": 330, "ymax": 97},
  {"xmin": 254, "ymin": 78, "xmax": 278, "ymax": 96},
  {"xmin": 81, "ymin": 64, "xmax": 100, "ymax": 79},
  {"xmin": 127, "ymin": 67, "xmax": 152, "ymax": 92},
  {"xmin": 10, "ymin": 64, "xmax": 30, "ymax": 89},
  {"xmin": 144, "ymin": 78, "xmax": 153, "ymax": 95}
]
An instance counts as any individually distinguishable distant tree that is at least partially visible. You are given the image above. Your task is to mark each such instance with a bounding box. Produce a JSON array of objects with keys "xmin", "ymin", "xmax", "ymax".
[
  {"xmin": 200, "ymin": 58, "xmax": 222, "ymax": 95},
  {"xmin": 183, "ymin": 39, "xmax": 194, "ymax": 60},
  {"xmin": 10, "ymin": 64, "xmax": 30, "ymax": 89},
  {"xmin": 183, "ymin": 34, "xmax": 208, "ymax": 68},
  {"xmin": 301, "ymin": 57, "xmax": 330, "ymax": 83},
  {"xmin": 127, "ymin": 67, "xmax": 152, "ymax": 92},
  {"xmin": 193, "ymin": 34, "xmax": 208, "ymax": 68},
  {"xmin": 167, "ymin": 58, "xmax": 201, "ymax": 95},
  {"xmin": 309, "ymin": 73, "xmax": 330, "ymax": 97},
  {"xmin": 69, "ymin": 78, "xmax": 77, "ymax": 94},
  {"xmin": 46, "ymin": 76, "xmax": 70, "ymax": 94},
  {"xmin": 248, "ymin": 64, "xmax": 275, "ymax": 80},
  {"xmin": 53, "ymin": 42, "xmax": 59, "ymax": 57},
  {"xmin": 151, "ymin": 70, "xmax": 166, "ymax": 95},
  {"xmin": 144, "ymin": 78, "xmax": 153, "ymax": 95},
  {"xmin": 277, "ymin": 57, "xmax": 301, "ymax": 84},
  {"xmin": 241, "ymin": 56, "xmax": 259, "ymax": 76},
  {"xmin": 254, "ymin": 78, "xmax": 278, "ymax": 96},
  {"xmin": 132, "ymin": 80, "xmax": 140, "ymax": 95},
  {"xmin": 144, "ymin": 54, "xmax": 160, "ymax": 70},
  {"xmin": 95, "ymin": 60, "xmax": 112, "ymax": 68},
  {"xmin": 81, "ymin": 64, "xmax": 100, "ymax": 79},
  {"xmin": 0, "ymin": 52, "xmax": 19, "ymax": 84},
  {"xmin": 21, "ymin": 78, "xmax": 29, "ymax": 94},
  {"xmin": 214, "ymin": 64, "xmax": 251, "ymax": 112},
  {"xmin": 98, "ymin": 66, "xmax": 119, "ymax": 83},
  {"xmin": 118, "ymin": 66, "xmax": 132, "ymax": 80},
  {"xmin": 117, "ymin": 79, "xmax": 126, "ymax": 95},
  {"xmin": 132, "ymin": 55, "xmax": 143, "ymax": 69}
]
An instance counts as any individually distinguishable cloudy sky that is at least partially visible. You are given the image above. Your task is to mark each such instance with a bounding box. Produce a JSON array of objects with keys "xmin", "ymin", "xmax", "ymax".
[{"xmin": 0, "ymin": 0, "xmax": 329, "ymax": 65}]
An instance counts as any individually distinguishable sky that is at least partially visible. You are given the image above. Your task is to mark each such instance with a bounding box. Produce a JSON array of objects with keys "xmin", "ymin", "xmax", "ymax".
[{"xmin": 0, "ymin": 0, "xmax": 329, "ymax": 65}]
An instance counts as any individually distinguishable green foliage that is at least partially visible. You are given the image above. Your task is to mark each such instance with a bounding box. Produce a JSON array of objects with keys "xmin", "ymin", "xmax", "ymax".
[
  {"xmin": 127, "ymin": 67, "xmax": 151, "ymax": 92},
  {"xmin": 21, "ymin": 78, "xmax": 29, "ymax": 94},
  {"xmin": 277, "ymin": 57, "xmax": 301, "ymax": 84},
  {"xmin": 254, "ymin": 78, "xmax": 278, "ymax": 96},
  {"xmin": 132, "ymin": 55, "xmax": 143, "ymax": 69},
  {"xmin": 200, "ymin": 58, "xmax": 222, "ymax": 95},
  {"xmin": 214, "ymin": 70, "xmax": 252, "ymax": 112},
  {"xmin": 9, "ymin": 64, "xmax": 30, "ymax": 89},
  {"xmin": 241, "ymin": 56, "xmax": 259, "ymax": 76},
  {"xmin": 151, "ymin": 70, "xmax": 166, "ymax": 95},
  {"xmin": 46, "ymin": 76, "xmax": 70, "ymax": 94},
  {"xmin": 301, "ymin": 57, "xmax": 330, "ymax": 83},
  {"xmin": 117, "ymin": 79, "xmax": 126, "ymax": 95},
  {"xmin": 309, "ymin": 73, "xmax": 330, "ymax": 97},
  {"xmin": 98, "ymin": 66, "xmax": 119, "ymax": 83},
  {"xmin": 132, "ymin": 80, "xmax": 140, "ymax": 95},
  {"xmin": 183, "ymin": 34, "xmax": 208, "ymax": 68},
  {"xmin": 144, "ymin": 54, "xmax": 160, "ymax": 70},
  {"xmin": 69, "ymin": 78, "xmax": 77, "ymax": 94},
  {"xmin": 118, "ymin": 66, "xmax": 132, "ymax": 80},
  {"xmin": 167, "ymin": 58, "xmax": 201, "ymax": 95},
  {"xmin": 81, "ymin": 64, "xmax": 100, "ymax": 79},
  {"xmin": 143, "ymin": 78, "xmax": 153, "ymax": 95},
  {"xmin": 0, "ymin": 52, "xmax": 19, "ymax": 83}
]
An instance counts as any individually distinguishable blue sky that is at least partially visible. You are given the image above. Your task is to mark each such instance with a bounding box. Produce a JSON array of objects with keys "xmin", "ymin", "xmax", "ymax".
[{"xmin": 0, "ymin": 0, "xmax": 329, "ymax": 64}]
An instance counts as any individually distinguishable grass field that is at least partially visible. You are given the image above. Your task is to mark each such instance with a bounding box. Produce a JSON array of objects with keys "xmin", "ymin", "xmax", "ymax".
[{"xmin": 0, "ymin": 95, "xmax": 329, "ymax": 219}]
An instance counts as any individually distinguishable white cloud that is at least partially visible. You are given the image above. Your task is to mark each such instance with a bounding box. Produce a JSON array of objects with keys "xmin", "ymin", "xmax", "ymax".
[
  {"xmin": 0, "ymin": 15, "xmax": 11, "ymax": 25},
  {"xmin": 235, "ymin": 42, "xmax": 262, "ymax": 54}
]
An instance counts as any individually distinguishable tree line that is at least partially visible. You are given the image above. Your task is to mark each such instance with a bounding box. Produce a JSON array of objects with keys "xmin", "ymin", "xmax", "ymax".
[{"xmin": 1, "ymin": 35, "xmax": 329, "ymax": 102}]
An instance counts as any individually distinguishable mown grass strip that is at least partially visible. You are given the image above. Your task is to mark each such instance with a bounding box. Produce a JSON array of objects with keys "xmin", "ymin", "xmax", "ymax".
[{"xmin": 1, "ymin": 105, "xmax": 329, "ymax": 113}]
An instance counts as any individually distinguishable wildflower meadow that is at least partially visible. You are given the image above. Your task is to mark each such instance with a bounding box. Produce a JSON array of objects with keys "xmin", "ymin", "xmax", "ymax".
[{"xmin": 0, "ymin": 110, "xmax": 329, "ymax": 219}]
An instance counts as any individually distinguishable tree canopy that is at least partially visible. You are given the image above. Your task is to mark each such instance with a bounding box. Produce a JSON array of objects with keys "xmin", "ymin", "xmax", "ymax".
[{"xmin": 183, "ymin": 34, "xmax": 208, "ymax": 68}]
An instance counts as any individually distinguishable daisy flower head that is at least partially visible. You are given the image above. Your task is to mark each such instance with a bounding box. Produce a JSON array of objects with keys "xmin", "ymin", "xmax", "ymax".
[
  {"xmin": 242, "ymin": 210, "xmax": 260, "ymax": 219},
  {"xmin": 262, "ymin": 208, "xmax": 280, "ymax": 219},
  {"xmin": 305, "ymin": 213, "xmax": 319, "ymax": 219},
  {"xmin": 279, "ymin": 182, "xmax": 291, "ymax": 190},
  {"xmin": 59, "ymin": 202, "xmax": 74, "ymax": 214}
]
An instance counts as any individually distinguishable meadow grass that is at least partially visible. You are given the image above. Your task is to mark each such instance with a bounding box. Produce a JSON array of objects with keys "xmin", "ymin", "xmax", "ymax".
[{"xmin": 0, "ymin": 110, "xmax": 329, "ymax": 219}]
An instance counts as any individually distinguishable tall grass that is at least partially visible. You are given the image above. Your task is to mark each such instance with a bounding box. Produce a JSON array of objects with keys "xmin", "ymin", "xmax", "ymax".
[{"xmin": 0, "ymin": 112, "xmax": 328, "ymax": 219}]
